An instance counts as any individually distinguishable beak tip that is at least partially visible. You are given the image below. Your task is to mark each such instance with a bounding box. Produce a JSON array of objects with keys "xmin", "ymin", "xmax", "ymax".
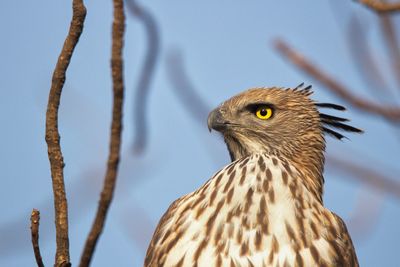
[{"xmin": 207, "ymin": 108, "xmax": 226, "ymax": 133}]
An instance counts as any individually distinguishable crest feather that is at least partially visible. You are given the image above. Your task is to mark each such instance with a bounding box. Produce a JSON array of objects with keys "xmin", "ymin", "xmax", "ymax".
[
  {"xmin": 290, "ymin": 83, "xmax": 313, "ymax": 96},
  {"xmin": 317, "ymin": 102, "xmax": 363, "ymax": 140}
]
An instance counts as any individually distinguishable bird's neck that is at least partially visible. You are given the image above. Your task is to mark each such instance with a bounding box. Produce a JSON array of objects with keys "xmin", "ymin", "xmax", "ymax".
[{"xmin": 225, "ymin": 137, "xmax": 325, "ymax": 202}]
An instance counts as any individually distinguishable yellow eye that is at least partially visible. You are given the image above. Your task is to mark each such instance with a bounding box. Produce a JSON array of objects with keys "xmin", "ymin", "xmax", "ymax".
[{"xmin": 255, "ymin": 106, "xmax": 273, "ymax": 120}]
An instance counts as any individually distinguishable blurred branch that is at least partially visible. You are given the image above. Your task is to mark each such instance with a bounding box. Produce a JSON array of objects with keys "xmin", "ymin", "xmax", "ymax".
[
  {"xmin": 347, "ymin": 189, "xmax": 384, "ymax": 241},
  {"xmin": 119, "ymin": 205, "xmax": 155, "ymax": 252},
  {"xmin": 30, "ymin": 209, "xmax": 44, "ymax": 267},
  {"xmin": 127, "ymin": 0, "xmax": 160, "ymax": 154},
  {"xmin": 327, "ymin": 155, "xmax": 400, "ymax": 199},
  {"xmin": 274, "ymin": 39, "xmax": 400, "ymax": 123},
  {"xmin": 166, "ymin": 50, "xmax": 210, "ymax": 123},
  {"xmin": 380, "ymin": 15, "xmax": 400, "ymax": 89},
  {"xmin": 358, "ymin": 0, "xmax": 400, "ymax": 13},
  {"xmin": 45, "ymin": 0, "xmax": 86, "ymax": 266},
  {"xmin": 347, "ymin": 15, "xmax": 391, "ymax": 97},
  {"xmin": 79, "ymin": 0, "xmax": 125, "ymax": 266}
]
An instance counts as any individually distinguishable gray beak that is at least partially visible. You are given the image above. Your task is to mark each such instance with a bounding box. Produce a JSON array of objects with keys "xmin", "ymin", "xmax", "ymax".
[{"xmin": 207, "ymin": 108, "xmax": 226, "ymax": 132}]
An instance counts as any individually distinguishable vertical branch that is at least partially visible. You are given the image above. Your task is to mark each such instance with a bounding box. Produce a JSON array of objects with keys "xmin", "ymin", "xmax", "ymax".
[
  {"xmin": 79, "ymin": 0, "xmax": 125, "ymax": 266},
  {"xmin": 126, "ymin": 0, "xmax": 160, "ymax": 154},
  {"xmin": 45, "ymin": 0, "xmax": 86, "ymax": 266},
  {"xmin": 347, "ymin": 15, "xmax": 390, "ymax": 97},
  {"xmin": 166, "ymin": 50, "xmax": 210, "ymax": 123},
  {"xmin": 380, "ymin": 14, "xmax": 400, "ymax": 90},
  {"xmin": 30, "ymin": 209, "xmax": 45, "ymax": 267}
]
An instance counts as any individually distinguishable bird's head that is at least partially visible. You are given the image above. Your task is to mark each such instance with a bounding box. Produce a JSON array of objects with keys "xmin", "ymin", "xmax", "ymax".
[{"xmin": 208, "ymin": 85, "xmax": 362, "ymax": 168}]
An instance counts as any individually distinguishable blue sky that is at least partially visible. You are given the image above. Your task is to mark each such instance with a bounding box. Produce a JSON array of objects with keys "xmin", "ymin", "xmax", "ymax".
[{"xmin": 1, "ymin": 1, "xmax": 400, "ymax": 266}]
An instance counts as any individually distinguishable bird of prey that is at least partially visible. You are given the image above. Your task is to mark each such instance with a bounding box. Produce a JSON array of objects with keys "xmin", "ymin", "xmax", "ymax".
[{"xmin": 145, "ymin": 85, "xmax": 361, "ymax": 267}]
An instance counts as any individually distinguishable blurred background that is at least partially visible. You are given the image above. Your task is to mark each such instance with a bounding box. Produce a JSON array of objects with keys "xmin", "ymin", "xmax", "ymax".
[{"xmin": 1, "ymin": 0, "xmax": 400, "ymax": 266}]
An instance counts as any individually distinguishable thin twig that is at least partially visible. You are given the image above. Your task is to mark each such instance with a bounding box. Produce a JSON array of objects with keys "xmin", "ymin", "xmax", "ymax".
[
  {"xmin": 30, "ymin": 209, "xmax": 45, "ymax": 267},
  {"xmin": 274, "ymin": 39, "xmax": 400, "ymax": 122},
  {"xmin": 126, "ymin": 0, "xmax": 160, "ymax": 154},
  {"xmin": 358, "ymin": 0, "xmax": 400, "ymax": 13},
  {"xmin": 327, "ymin": 155, "xmax": 400, "ymax": 199},
  {"xmin": 78, "ymin": 0, "xmax": 125, "ymax": 266},
  {"xmin": 45, "ymin": 0, "xmax": 86, "ymax": 266}
]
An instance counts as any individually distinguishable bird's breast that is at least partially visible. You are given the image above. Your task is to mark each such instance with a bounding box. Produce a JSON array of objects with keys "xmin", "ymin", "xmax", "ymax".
[{"xmin": 152, "ymin": 154, "xmax": 339, "ymax": 267}]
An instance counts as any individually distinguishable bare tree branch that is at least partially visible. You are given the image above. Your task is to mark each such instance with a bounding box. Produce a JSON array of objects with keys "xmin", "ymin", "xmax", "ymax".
[
  {"xmin": 358, "ymin": 0, "xmax": 400, "ymax": 13},
  {"xmin": 380, "ymin": 14, "xmax": 400, "ymax": 90},
  {"xmin": 274, "ymin": 39, "xmax": 400, "ymax": 123},
  {"xmin": 347, "ymin": 15, "xmax": 391, "ymax": 98},
  {"xmin": 30, "ymin": 209, "xmax": 45, "ymax": 267},
  {"xmin": 346, "ymin": 190, "xmax": 384, "ymax": 241},
  {"xmin": 79, "ymin": 0, "xmax": 125, "ymax": 266},
  {"xmin": 45, "ymin": 0, "xmax": 86, "ymax": 266},
  {"xmin": 166, "ymin": 50, "xmax": 210, "ymax": 123},
  {"xmin": 327, "ymin": 155, "xmax": 400, "ymax": 199},
  {"xmin": 127, "ymin": 0, "xmax": 160, "ymax": 154}
]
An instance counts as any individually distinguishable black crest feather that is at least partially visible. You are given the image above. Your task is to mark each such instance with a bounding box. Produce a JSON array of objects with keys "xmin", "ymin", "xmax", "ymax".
[
  {"xmin": 316, "ymin": 102, "xmax": 346, "ymax": 111},
  {"xmin": 291, "ymin": 83, "xmax": 313, "ymax": 96},
  {"xmin": 317, "ymin": 102, "xmax": 363, "ymax": 140}
]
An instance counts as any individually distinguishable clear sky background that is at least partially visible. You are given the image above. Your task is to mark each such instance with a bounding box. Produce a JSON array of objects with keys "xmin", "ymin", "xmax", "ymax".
[{"xmin": 1, "ymin": 1, "xmax": 400, "ymax": 266}]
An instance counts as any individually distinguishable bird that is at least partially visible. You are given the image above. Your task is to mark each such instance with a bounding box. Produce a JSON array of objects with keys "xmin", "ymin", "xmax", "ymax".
[{"xmin": 144, "ymin": 85, "xmax": 361, "ymax": 267}]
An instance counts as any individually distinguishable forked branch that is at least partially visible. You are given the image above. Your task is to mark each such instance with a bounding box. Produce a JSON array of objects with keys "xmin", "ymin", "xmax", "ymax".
[
  {"xmin": 45, "ymin": 0, "xmax": 86, "ymax": 266},
  {"xmin": 79, "ymin": 0, "xmax": 125, "ymax": 266}
]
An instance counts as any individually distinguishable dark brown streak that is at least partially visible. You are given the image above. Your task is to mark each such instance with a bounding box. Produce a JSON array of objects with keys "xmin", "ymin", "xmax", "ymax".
[
  {"xmin": 240, "ymin": 240, "xmax": 249, "ymax": 256},
  {"xmin": 244, "ymin": 187, "xmax": 254, "ymax": 212},
  {"xmin": 45, "ymin": 0, "xmax": 86, "ymax": 265},
  {"xmin": 258, "ymin": 156, "xmax": 266, "ymax": 171},
  {"xmin": 254, "ymin": 230, "xmax": 262, "ymax": 251},
  {"xmin": 30, "ymin": 209, "xmax": 45, "ymax": 267},
  {"xmin": 274, "ymin": 39, "xmax": 400, "ymax": 123},
  {"xmin": 239, "ymin": 166, "xmax": 247, "ymax": 185},
  {"xmin": 193, "ymin": 239, "xmax": 208, "ymax": 262},
  {"xmin": 226, "ymin": 187, "xmax": 235, "ymax": 204},
  {"xmin": 223, "ymin": 170, "xmax": 236, "ymax": 193},
  {"xmin": 268, "ymin": 187, "xmax": 275, "ymax": 204},
  {"xmin": 309, "ymin": 245, "xmax": 321, "ymax": 264},
  {"xmin": 79, "ymin": 1, "xmax": 125, "ymax": 266},
  {"xmin": 266, "ymin": 168, "xmax": 272, "ymax": 181},
  {"xmin": 282, "ymin": 170, "xmax": 288, "ymax": 185},
  {"xmin": 239, "ymin": 157, "xmax": 250, "ymax": 168},
  {"xmin": 206, "ymin": 200, "xmax": 224, "ymax": 235},
  {"xmin": 126, "ymin": 0, "xmax": 160, "ymax": 154},
  {"xmin": 296, "ymin": 252, "xmax": 304, "ymax": 267}
]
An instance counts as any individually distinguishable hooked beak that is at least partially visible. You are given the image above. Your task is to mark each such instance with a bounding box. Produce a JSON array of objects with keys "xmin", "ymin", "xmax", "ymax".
[{"xmin": 207, "ymin": 108, "xmax": 227, "ymax": 132}]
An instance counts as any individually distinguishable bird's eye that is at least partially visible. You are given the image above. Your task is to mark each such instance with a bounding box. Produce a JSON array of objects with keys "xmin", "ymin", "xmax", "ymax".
[{"xmin": 255, "ymin": 106, "xmax": 273, "ymax": 120}]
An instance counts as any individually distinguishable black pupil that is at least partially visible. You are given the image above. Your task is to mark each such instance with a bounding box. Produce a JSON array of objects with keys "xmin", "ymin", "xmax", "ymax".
[{"xmin": 259, "ymin": 108, "xmax": 268, "ymax": 116}]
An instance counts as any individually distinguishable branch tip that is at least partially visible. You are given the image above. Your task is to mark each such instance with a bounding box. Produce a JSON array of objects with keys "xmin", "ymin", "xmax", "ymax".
[{"xmin": 30, "ymin": 209, "xmax": 45, "ymax": 267}]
